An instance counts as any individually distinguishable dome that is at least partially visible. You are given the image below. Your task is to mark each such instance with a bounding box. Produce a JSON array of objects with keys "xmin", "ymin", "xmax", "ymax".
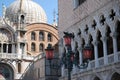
[{"xmin": 5, "ymin": 0, "xmax": 47, "ymax": 24}]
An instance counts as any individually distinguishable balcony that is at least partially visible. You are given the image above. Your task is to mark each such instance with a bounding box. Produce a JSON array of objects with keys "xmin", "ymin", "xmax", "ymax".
[
  {"xmin": 89, "ymin": 52, "xmax": 120, "ymax": 69},
  {"xmin": 0, "ymin": 53, "xmax": 34, "ymax": 61}
]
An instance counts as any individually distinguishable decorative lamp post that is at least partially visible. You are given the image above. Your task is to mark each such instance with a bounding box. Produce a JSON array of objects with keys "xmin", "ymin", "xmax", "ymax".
[
  {"xmin": 63, "ymin": 32, "xmax": 92, "ymax": 80},
  {"xmin": 63, "ymin": 32, "xmax": 74, "ymax": 80},
  {"xmin": 45, "ymin": 32, "xmax": 93, "ymax": 80}
]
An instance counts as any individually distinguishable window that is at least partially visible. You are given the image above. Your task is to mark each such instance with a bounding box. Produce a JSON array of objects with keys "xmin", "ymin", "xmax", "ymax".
[
  {"xmin": 31, "ymin": 43, "xmax": 35, "ymax": 51},
  {"xmin": 97, "ymin": 31, "xmax": 103, "ymax": 58},
  {"xmin": 39, "ymin": 31, "xmax": 44, "ymax": 41},
  {"xmin": 48, "ymin": 33, "xmax": 52, "ymax": 42},
  {"xmin": 31, "ymin": 32, "xmax": 36, "ymax": 40},
  {"xmin": 3, "ymin": 44, "xmax": 7, "ymax": 53},
  {"xmin": 8, "ymin": 44, "xmax": 12, "ymax": 53},
  {"xmin": 106, "ymin": 26, "xmax": 113, "ymax": 55},
  {"xmin": 39, "ymin": 43, "xmax": 44, "ymax": 52},
  {"xmin": 20, "ymin": 15, "xmax": 25, "ymax": 23},
  {"xmin": 18, "ymin": 63, "xmax": 21, "ymax": 73},
  {"xmin": 116, "ymin": 21, "xmax": 120, "ymax": 51},
  {"xmin": 74, "ymin": 0, "xmax": 86, "ymax": 8}
]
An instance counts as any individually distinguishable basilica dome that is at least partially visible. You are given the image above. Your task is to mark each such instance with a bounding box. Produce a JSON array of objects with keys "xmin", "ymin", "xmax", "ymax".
[{"xmin": 5, "ymin": 0, "xmax": 47, "ymax": 24}]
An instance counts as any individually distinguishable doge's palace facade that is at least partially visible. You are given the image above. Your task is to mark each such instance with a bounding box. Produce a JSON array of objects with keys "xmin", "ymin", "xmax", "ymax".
[{"xmin": 58, "ymin": 0, "xmax": 120, "ymax": 80}]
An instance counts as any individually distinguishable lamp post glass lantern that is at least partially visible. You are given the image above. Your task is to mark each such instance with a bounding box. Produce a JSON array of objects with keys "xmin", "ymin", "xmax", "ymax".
[
  {"xmin": 83, "ymin": 45, "xmax": 92, "ymax": 61},
  {"xmin": 45, "ymin": 44, "xmax": 54, "ymax": 60},
  {"xmin": 64, "ymin": 36, "xmax": 71, "ymax": 46}
]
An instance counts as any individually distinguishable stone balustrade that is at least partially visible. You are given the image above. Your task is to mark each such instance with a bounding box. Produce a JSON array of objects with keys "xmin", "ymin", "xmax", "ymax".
[{"xmin": 0, "ymin": 53, "xmax": 34, "ymax": 61}]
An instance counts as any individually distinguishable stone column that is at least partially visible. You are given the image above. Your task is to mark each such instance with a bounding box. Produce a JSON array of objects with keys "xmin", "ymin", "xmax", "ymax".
[
  {"xmin": 61, "ymin": 65, "xmax": 65, "ymax": 76},
  {"xmin": 12, "ymin": 44, "xmax": 16, "ymax": 53},
  {"xmin": 79, "ymin": 47, "xmax": 83, "ymax": 66},
  {"xmin": 79, "ymin": 47, "xmax": 83, "ymax": 71},
  {"xmin": 17, "ymin": 43, "xmax": 21, "ymax": 59},
  {"xmin": 93, "ymin": 41, "xmax": 99, "ymax": 68},
  {"xmin": 111, "ymin": 32, "xmax": 118, "ymax": 62},
  {"xmin": 1, "ymin": 43, "xmax": 3, "ymax": 53},
  {"xmin": 17, "ymin": 43, "xmax": 20, "ymax": 53},
  {"xmin": 24, "ymin": 43, "xmax": 27, "ymax": 55},
  {"xmin": 101, "ymin": 36, "xmax": 108, "ymax": 65},
  {"xmin": 6, "ymin": 44, "xmax": 8, "ymax": 53}
]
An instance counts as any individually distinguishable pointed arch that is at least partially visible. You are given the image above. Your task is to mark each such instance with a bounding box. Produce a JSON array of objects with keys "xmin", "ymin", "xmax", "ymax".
[
  {"xmin": 97, "ymin": 30, "xmax": 103, "ymax": 58},
  {"xmin": 106, "ymin": 26, "xmax": 113, "ymax": 55},
  {"xmin": 111, "ymin": 72, "xmax": 120, "ymax": 80},
  {"xmin": 0, "ymin": 63, "xmax": 14, "ymax": 80},
  {"xmin": 94, "ymin": 76, "xmax": 101, "ymax": 80},
  {"xmin": 81, "ymin": 38, "xmax": 85, "ymax": 48},
  {"xmin": 74, "ymin": 41, "xmax": 79, "ymax": 64},
  {"xmin": 88, "ymin": 34, "xmax": 94, "ymax": 60},
  {"xmin": 116, "ymin": 20, "xmax": 120, "ymax": 51}
]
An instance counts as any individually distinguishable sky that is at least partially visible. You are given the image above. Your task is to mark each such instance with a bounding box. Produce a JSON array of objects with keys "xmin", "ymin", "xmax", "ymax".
[{"xmin": 0, "ymin": 0, "xmax": 58, "ymax": 24}]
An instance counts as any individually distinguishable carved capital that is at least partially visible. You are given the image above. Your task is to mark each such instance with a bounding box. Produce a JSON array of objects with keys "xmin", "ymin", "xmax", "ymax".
[
  {"xmin": 92, "ymin": 40, "xmax": 98, "ymax": 46},
  {"xmin": 111, "ymin": 32, "xmax": 118, "ymax": 38},
  {"xmin": 101, "ymin": 36, "xmax": 107, "ymax": 42}
]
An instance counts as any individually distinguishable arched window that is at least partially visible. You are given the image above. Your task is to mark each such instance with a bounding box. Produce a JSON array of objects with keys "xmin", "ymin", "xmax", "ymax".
[
  {"xmin": 0, "ymin": 43, "xmax": 1, "ymax": 52},
  {"xmin": 81, "ymin": 38, "xmax": 85, "ymax": 48},
  {"xmin": 48, "ymin": 33, "xmax": 52, "ymax": 42},
  {"xmin": 8, "ymin": 44, "xmax": 12, "ymax": 53},
  {"xmin": 3, "ymin": 44, "xmax": 6, "ymax": 53},
  {"xmin": 18, "ymin": 63, "xmax": 21, "ymax": 73},
  {"xmin": 31, "ymin": 43, "xmax": 35, "ymax": 51},
  {"xmin": 97, "ymin": 31, "xmax": 103, "ymax": 58},
  {"xmin": 116, "ymin": 21, "xmax": 120, "ymax": 51},
  {"xmin": 74, "ymin": 42, "xmax": 79, "ymax": 64},
  {"xmin": 20, "ymin": 15, "xmax": 25, "ymax": 23},
  {"xmin": 106, "ymin": 26, "xmax": 113, "ymax": 55},
  {"xmin": 39, "ymin": 43, "xmax": 44, "ymax": 52},
  {"xmin": 39, "ymin": 31, "xmax": 44, "ymax": 41},
  {"xmin": 89, "ymin": 35, "xmax": 94, "ymax": 60},
  {"xmin": 31, "ymin": 32, "xmax": 35, "ymax": 40}
]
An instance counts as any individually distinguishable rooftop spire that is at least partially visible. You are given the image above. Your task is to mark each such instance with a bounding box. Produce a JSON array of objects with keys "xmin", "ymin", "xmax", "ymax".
[
  {"xmin": 52, "ymin": 9, "xmax": 57, "ymax": 27},
  {"xmin": 2, "ymin": 3, "xmax": 6, "ymax": 18},
  {"xmin": 20, "ymin": 0, "xmax": 23, "ymax": 12},
  {"xmin": 53, "ymin": 9, "xmax": 56, "ymax": 23}
]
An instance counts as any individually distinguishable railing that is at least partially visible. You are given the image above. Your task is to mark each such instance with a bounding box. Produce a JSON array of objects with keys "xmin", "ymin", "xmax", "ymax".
[
  {"xmin": 20, "ymin": 53, "xmax": 44, "ymax": 79},
  {"xmin": 98, "ymin": 57, "xmax": 104, "ymax": 66},
  {"xmin": 0, "ymin": 53, "xmax": 34, "ymax": 61},
  {"xmin": 108, "ymin": 53, "xmax": 114, "ymax": 64},
  {"xmin": 89, "ymin": 52, "xmax": 120, "ymax": 69},
  {"xmin": 89, "ymin": 60, "xmax": 95, "ymax": 68},
  {"xmin": 117, "ymin": 52, "xmax": 120, "ymax": 61}
]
